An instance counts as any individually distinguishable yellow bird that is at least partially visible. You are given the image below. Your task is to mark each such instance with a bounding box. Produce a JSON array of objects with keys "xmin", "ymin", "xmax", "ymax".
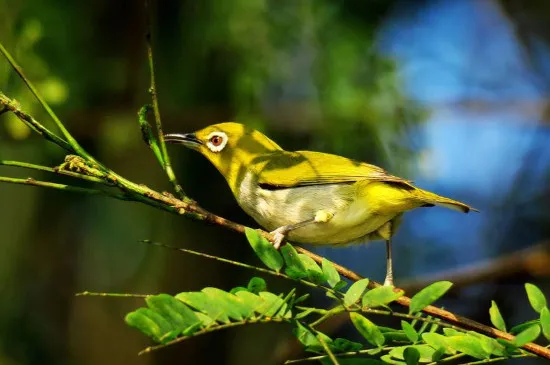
[{"xmin": 165, "ymin": 122, "xmax": 477, "ymax": 286}]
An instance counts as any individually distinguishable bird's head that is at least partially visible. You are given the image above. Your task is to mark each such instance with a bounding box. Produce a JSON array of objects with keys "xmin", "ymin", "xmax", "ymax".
[{"xmin": 165, "ymin": 122, "xmax": 282, "ymax": 189}]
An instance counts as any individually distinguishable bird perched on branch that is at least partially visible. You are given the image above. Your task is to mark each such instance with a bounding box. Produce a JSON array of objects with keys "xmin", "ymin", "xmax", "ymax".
[{"xmin": 165, "ymin": 123, "xmax": 477, "ymax": 286}]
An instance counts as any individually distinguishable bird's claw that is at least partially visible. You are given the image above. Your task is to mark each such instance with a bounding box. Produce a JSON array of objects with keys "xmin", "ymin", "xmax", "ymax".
[{"xmin": 269, "ymin": 227, "xmax": 287, "ymax": 250}]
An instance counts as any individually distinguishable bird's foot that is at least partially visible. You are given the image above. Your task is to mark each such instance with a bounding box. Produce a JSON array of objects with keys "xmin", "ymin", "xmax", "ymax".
[{"xmin": 269, "ymin": 227, "xmax": 288, "ymax": 250}]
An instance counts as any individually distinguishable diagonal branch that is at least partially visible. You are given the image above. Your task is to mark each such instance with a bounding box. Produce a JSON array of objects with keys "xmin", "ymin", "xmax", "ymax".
[{"xmin": 0, "ymin": 92, "xmax": 74, "ymax": 153}]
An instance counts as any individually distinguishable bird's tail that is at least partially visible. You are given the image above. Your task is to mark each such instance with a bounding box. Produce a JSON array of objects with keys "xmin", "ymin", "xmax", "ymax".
[{"xmin": 414, "ymin": 188, "xmax": 478, "ymax": 213}]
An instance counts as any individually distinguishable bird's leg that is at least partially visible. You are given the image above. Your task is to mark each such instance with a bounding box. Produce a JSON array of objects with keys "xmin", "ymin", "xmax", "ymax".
[
  {"xmin": 383, "ymin": 239, "xmax": 394, "ymax": 287},
  {"xmin": 269, "ymin": 210, "xmax": 334, "ymax": 249}
]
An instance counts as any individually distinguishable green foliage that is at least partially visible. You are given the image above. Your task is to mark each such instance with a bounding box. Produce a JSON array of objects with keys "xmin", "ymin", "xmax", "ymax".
[
  {"xmin": 409, "ymin": 281, "xmax": 453, "ymax": 314},
  {"xmin": 525, "ymin": 283, "xmax": 547, "ymax": 314},
  {"xmin": 489, "ymin": 300, "xmax": 507, "ymax": 332},
  {"xmin": 120, "ymin": 232, "xmax": 550, "ymax": 363},
  {"xmin": 245, "ymin": 228, "xmax": 284, "ymax": 272}
]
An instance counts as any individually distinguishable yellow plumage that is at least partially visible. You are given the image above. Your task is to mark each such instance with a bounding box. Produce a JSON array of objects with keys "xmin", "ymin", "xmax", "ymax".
[{"xmin": 165, "ymin": 122, "xmax": 477, "ymax": 285}]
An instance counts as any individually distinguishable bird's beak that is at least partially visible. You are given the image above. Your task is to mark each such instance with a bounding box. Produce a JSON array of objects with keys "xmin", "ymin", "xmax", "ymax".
[{"xmin": 164, "ymin": 133, "xmax": 202, "ymax": 148}]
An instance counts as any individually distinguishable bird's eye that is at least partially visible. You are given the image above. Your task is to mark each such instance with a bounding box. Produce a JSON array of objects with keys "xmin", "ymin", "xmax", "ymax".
[
  {"xmin": 210, "ymin": 135, "xmax": 223, "ymax": 146},
  {"xmin": 206, "ymin": 132, "xmax": 228, "ymax": 152}
]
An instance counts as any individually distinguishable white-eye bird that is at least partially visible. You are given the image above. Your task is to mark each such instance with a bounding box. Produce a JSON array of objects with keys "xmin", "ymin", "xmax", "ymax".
[{"xmin": 165, "ymin": 122, "xmax": 477, "ymax": 286}]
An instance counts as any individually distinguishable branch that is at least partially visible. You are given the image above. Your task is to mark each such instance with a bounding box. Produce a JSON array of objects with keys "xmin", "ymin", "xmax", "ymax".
[{"xmin": 0, "ymin": 92, "xmax": 74, "ymax": 153}]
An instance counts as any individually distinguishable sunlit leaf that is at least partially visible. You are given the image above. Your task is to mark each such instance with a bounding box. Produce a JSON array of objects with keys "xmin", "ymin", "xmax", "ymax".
[
  {"xmin": 322, "ymin": 258, "xmax": 341, "ymax": 288},
  {"xmin": 446, "ymin": 335, "xmax": 490, "ymax": 359},
  {"xmin": 541, "ymin": 307, "xmax": 550, "ymax": 341},
  {"xmin": 280, "ymin": 244, "xmax": 308, "ymax": 279},
  {"xmin": 489, "ymin": 300, "xmax": 506, "ymax": 332},
  {"xmin": 362, "ymin": 286, "xmax": 404, "ymax": 309},
  {"xmin": 401, "ymin": 321, "xmax": 418, "ymax": 343},
  {"xmin": 298, "ymin": 254, "xmax": 326, "ymax": 284},
  {"xmin": 409, "ymin": 281, "xmax": 453, "ymax": 314},
  {"xmin": 350, "ymin": 312, "xmax": 384, "ymax": 347},
  {"xmin": 146, "ymin": 294, "xmax": 200, "ymax": 329},
  {"xmin": 513, "ymin": 325, "xmax": 541, "ymax": 347},
  {"xmin": 525, "ymin": 283, "xmax": 547, "ymax": 314},
  {"xmin": 176, "ymin": 292, "xmax": 230, "ymax": 323},
  {"xmin": 344, "ymin": 278, "xmax": 370, "ymax": 306},
  {"xmin": 421, "ymin": 333, "xmax": 454, "ymax": 354},
  {"xmin": 202, "ymin": 287, "xmax": 254, "ymax": 319},
  {"xmin": 510, "ymin": 320, "xmax": 540, "ymax": 335},
  {"xmin": 245, "ymin": 228, "xmax": 283, "ymax": 272}
]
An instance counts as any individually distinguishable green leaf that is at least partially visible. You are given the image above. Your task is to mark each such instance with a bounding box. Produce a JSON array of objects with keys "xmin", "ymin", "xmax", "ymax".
[
  {"xmin": 421, "ymin": 333, "xmax": 454, "ymax": 354},
  {"xmin": 194, "ymin": 312, "xmax": 215, "ymax": 327},
  {"xmin": 202, "ymin": 287, "xmax": 255, "ymax": 319},
  {"xmin": 510, "ymin": 320, "xmax": 540, "ymax": 334},
  {"xmin": 257, "ymin": 292, "xmax": 286, "ymax": 317},
  {"xmin": 146, "ymin": 294, "xmax": 200, "ymax": 330},
  {"xmin": 344, "ymin": 278, "xmax": 370, "ymax": 306},
  {"xmin": 467, "ymin": 331, "xmax": 506, "ymax": 357},
  {"xmin": 245, "ymin": 228, "xmax": 284, "ymax": 272},
  {"xmin": 322, "ymin": 258, "xmax": 341, "ymax": 288},
  {"xmin": 350, "ymin": 312, "xmax": 385, "ymax": 347},
  {"xmin": 446, "ymin": 335, "xmax": 490, "ymax": 359},
  {"xmin": 389, "ymin": 345, "xmax": 435, "ymax": 363},
  {"xmin": 525, "ymin": 283, "xmax": 547, "ymax": 314},
  {"xmin": 247, "ymin": 277, "xmax": 267, "ymax": 294},
  {"xmin": 403, "ymin": 347, "xmax": 420, "ymax": 365},
  {"xmin": 334, "ymin": 280, "xmax": 348, "ymax": 291},
  {"xmin": 409, "ymin": 281, "xmax": 453, "ymax": 314},
  {"xmin": 513, "ymin": 324, "xmax": 541, "ymax": 347},
  {"xmin": 230, "ymin": 286, "xmax": 248, "ymax": 294},
  {"xmin": 125, "ymin": 308, "xmax": 166, "ymax": 341},
  {"xmin": 298, "ymin": 254, "xmax": 326, "ymax": 284},
  {"xmin": 401, "ymin": 321, "xmax": 418, "ymax": 343},
  {"xmin": 362, "ymin": 286, "xmax": 404, "ymax": 309},
  {"xmin": 331, "ymin": 338, "xmax": 363, "ymax": 353},
  {"xmin": 381, "ymin": 354, "xmax": 406, "ymax": 364},
  {"xmin": 489, "ymin": 300, "xmax": 506, "ymax": 332},
  {"xmin": 281, "ymin": 244, "xmax": 308, "ymax": 279},
  {"xmin": 541, "ymin": 307, "xmax": 550, "ymax": 341},
  {"xmin": 234, "ymin": 290, "xmax": 263, "ymax": 310},
  {"xmin": 442, "ymin": 328, "xmax": 462, "ymax": 337},
  {"xmin": 294, "ymin": 322, "xmax": 332, "ymax": 353},
  {"xmin": 176, "ymin": 292, "xmax": 230, "ymax": 323}
]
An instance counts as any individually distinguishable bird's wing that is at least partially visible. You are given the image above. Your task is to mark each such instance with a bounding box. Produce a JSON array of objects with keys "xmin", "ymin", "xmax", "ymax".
[{"xmin": 252, "ymin": 150, "xmax": 414, "ymax": 190}]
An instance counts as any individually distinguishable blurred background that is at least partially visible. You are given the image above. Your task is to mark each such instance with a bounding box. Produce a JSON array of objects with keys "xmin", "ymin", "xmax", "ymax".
[{"xmin": 1, "ymin": 0, "xmax": 549, "ymax": 364}]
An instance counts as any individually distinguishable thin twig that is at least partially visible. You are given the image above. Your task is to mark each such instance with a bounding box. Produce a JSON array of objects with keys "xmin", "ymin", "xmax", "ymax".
[
  {"xmin": 0, "ymin": 160, "xmax": 107, "ymax": 184},
  {"xmin": 144, "ymin": 0, "xmax": 186, "ymax": 200},
  {"xmin": 139, "ymin": 317, "xmax": 291, "ymax": 355},
  {"xmin": 284, "ymin": 347, "xmax": 395, "ymax": 364},
  {"xmin": 0, "ymin": 93, "xmax": 74, "ymax": 153},
  {"xmin": 141, "ymin": 240, "xmax": 340, "ymax": 296},
  {"xmin": 76, "ymin": 291, "xmax": 150, "ymax": 298},
  {"xmin": 0, "ymin": 176, "xmax": 130, "ymax": 200},
  {"xmin": 0, "ymin": 43, "xmax": 90, "ymax": 159}
]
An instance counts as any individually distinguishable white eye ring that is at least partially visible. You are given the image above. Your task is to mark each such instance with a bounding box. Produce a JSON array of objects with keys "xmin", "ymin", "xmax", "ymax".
[{"xmin": 206, "ymin": 131, "xmax": 228, "ymax": 152}]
